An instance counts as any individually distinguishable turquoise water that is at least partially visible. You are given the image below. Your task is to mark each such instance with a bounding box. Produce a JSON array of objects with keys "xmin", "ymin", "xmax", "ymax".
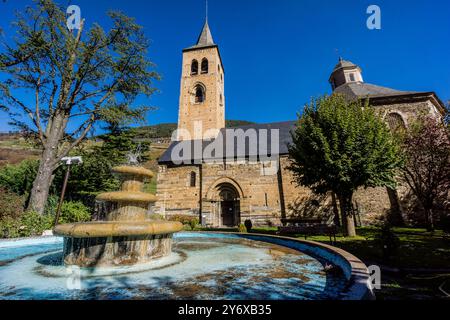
[{"xmin": 0, "ymin": 233, "xmax": 347, "ymax": 300}]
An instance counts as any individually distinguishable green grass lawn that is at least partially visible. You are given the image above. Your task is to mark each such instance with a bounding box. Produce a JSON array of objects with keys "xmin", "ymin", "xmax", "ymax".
[
  {"xmin": 244, "ymin": 226, "xmax": 450, "ymax": 270},
  {"xmin": 195, "ymin": 225, "xmax": 450, "ymax": 299}
]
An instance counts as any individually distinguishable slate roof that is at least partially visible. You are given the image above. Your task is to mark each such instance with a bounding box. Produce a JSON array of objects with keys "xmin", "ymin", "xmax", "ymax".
[
  {"xmin": 334, "ymin": 82, "xmax": 418, "ymax": 99},
  {"xmin": 158, "ymin": 121, "xmax": 297, "ymax": 164},
  {"xmin": 332, "ymin": 58, "xmax": 358, "ymax": 72},
  {"xmin": 183, "ymin": 20, "xmax": 216, "ymax": 51}
]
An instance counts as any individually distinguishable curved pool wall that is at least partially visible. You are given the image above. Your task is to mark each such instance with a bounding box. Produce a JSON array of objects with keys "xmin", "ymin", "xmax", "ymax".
[
  {"xmin": 231, "ymin": 233, "xmax": 375, "ymax": 300},
  {"xmin": 0, "ymin": 232, "xmax": 374, "ymax": 300}
]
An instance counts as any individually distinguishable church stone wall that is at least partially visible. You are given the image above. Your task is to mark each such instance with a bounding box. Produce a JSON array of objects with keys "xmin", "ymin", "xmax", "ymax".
[
  {"xmin": 374, "ymin": 100, "xmax": 441, "ymax": 127},
  {"xmin": 155, "ymin": 164, "xmax": 201, "ymax": 218}
]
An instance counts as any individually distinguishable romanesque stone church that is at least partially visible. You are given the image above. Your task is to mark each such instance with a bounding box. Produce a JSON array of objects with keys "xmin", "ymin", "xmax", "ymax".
[{"xmin": 154, "ymin": 20, "xmax": 446, "ymax": 227}]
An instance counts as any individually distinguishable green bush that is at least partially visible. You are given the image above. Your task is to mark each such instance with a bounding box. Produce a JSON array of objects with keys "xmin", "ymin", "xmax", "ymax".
[
  {"xmin": 189, "ymin": 217, "xmax": 199, "ymax": 230},
  {"xmin": 169, "ymin": 214, "xmax": 198, "ymax": 225},
  {"xmin": 0, "ymin": 160, "xmax": 38, "ymax": 197},
  {"xmin": 58, "ymin": 201, "xmax": 91, "ymax": 224},
  {"xmin": 238, "ymin": 223, "xmax": 247, "ymax": 233},
  {"xmin": 19, "ymin": 211, "xmax": 53, "ymax": 237},
  {"xmin": 0, "ymin": 217, "xmax": 20, "ymax": 238},
  {"xmin": 0, "ymin": 188, "xmax": 25, "ymax": 221},
  {"xmin": 0, "ymin": 211, "xmax": 53, "ymax": 238}
]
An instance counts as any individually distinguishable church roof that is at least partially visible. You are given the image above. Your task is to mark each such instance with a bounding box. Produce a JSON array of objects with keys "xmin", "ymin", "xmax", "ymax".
[
  {"xmin": 158, "ymin": 121, "xmax": 297, "ymax": 164},
  {"xmin": 334, "ymin": 82, "xmax": 417, "ymax": 98},
  {"xmin": 332, "ymin": 58, "xmax": 358, "ymax": 72}
]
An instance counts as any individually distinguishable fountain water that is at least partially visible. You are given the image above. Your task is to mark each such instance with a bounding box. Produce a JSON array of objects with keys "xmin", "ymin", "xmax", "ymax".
[{"xmin": 53, "ymin": 166, "xmax": 182, "ymax": 267}]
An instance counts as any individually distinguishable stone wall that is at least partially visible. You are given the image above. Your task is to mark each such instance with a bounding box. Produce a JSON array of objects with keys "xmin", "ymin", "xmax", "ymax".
[
  {"xmin": 373, "ymin": 100, "xmax": 441, "ymax": 128},
  {"xmin": 155, "ymin": 164, "xmax": 201, "ymax": 218}
]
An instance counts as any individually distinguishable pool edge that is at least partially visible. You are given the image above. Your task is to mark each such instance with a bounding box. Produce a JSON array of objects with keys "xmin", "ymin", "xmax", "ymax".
[{"xmin": 190, "ymin": 231, "xmax": 375, "ymax": 301}]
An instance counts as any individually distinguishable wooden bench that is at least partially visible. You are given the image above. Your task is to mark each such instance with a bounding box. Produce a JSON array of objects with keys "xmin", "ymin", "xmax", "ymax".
[{"xmin": 277, "ymin": 218, "xmax": 337, "ymax": 244}]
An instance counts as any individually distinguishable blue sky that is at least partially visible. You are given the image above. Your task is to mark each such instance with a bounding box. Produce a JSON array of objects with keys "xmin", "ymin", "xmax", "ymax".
[{"xmin": 0, "ymin": 0, "xmax": 449, "ymax": 132}]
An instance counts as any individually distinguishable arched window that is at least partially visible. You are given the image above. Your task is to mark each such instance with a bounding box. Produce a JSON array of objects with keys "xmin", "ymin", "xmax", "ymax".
[
  {"xmin": 189, "ymin": 171, "xmax": 196, "ymax": 187},
  {"xmin": 194, "ymin": 85, "xmax": 205, "ymax": 103},
  {"xmin": 386, "ymin": 113, "xmax": 406, "ymax": 132},
  {"xmin": 191, "ymin": 60, "xmax": 198, "ymax": 75},
  {"xmin": 201, "ymin": 58, "xmax": 208, "ymax": 74},
  {"xmin": 219, "ymin": 94, "xmax": 223, "ymax": 106}
]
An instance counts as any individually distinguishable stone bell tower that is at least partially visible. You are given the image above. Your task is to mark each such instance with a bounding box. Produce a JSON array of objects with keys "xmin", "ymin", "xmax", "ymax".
[{"xmin": 176, "ymin": 20, "xmax": 225, "ymax": 141}]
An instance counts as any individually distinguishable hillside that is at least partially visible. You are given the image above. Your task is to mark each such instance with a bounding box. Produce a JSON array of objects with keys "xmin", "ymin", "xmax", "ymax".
[
  {"xmin": 0, "ymin": 120, "xmax": 256, "ymax": 167},
  {"xmin": 130, "ymin": 120, "xmax": 255, "ymax": 139}
]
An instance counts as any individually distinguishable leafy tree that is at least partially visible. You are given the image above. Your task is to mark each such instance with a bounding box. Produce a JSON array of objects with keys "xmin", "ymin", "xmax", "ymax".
[
  {"xmin": 0, "ymin": 0, "xmax": 159, "ymax": 214},
  {"xmin": 400, "ymin": 116, "xmax": 450, "ymax": 231},
  {"xmin": 288, "ymin": 95, "xmax": 402, "ymax": 236}
]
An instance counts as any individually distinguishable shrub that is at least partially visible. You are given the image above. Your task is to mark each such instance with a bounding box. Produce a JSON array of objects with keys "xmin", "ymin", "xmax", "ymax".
[
  {"xmin": 244, "ymin": 219, "xmax": 253, "ymax": 232},
  {"xmin": 238, "ymin": 223, "xmax": 247, "ymax": 233},
  {"xmin": 168, "ymin": 214, "xmax": 198, "ymax": 226},
  {"xmin": 0, "ymin": 217, "xmax": 20, "ymax": 238},
  {"xmin": 58, "ymin": 201, "xmax": 91, "ymax": 224},
  {"xmin": 0, "ymin": 188, "xmax": 25, "ymax": 221},
  {"xmin": 189, "ymin": 217, "xmax": 199, "ymax": 230},
  {"xmin": 19, "ymin": 211, "xmax": 53, "ymax": 237},
  {"xmin": 0, "ymin": 159, "xmax": 39, "ymax": 197}
]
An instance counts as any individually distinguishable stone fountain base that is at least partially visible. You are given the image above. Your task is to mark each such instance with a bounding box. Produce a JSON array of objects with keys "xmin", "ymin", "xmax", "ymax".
[{"xmin": 54, "ymin": 221, "xmax": 183, "ymax": 267}]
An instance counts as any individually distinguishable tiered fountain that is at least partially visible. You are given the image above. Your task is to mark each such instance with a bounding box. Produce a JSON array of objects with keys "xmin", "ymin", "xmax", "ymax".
[{"xmin": 53, "ymin": 166, "xmax": 182, "ymax": 267}]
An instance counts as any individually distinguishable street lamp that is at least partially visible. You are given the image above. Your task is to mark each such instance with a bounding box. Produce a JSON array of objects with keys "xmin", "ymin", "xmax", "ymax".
[{"xmin": 53, "ymin": 156, "xmax": 83, "ymax": 227}]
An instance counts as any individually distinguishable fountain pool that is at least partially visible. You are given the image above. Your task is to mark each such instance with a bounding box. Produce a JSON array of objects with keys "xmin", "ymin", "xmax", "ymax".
[{"xmin": 0, "ymin": 232, "xmax": 373, "ymax": 300}]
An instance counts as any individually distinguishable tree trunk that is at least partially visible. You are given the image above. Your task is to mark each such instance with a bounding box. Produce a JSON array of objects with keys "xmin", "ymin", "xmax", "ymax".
[
  {"xmin": 27, "ymin": 151, "xmax": 56, "ymax": 214},
  {"xmin": 331, "ymin": 192, "xmax": 341, "ymax": 227},
  {"xmin": 425, "ymin": 207, "xmax": 435, "ymax": 232},
  {"xmin": 27, "ymin": 112, "xmax": 66, "ymax": 214},
  {"xmin": 337, "ymin": 192, "xmax": 357, "ymax": 237},
  {"xmin": 386, "ymin": 187, "xmax": 404, "ymax": 227}
]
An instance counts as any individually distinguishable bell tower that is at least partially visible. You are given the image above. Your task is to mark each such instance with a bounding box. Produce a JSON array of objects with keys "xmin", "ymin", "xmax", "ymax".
[{"xmin": 177, "ymin": 20, "xmax": 225, "ymax": 141}]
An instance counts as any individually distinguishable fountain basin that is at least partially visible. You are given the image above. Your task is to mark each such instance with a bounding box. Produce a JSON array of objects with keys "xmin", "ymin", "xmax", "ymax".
[
  {"xmin": 53, "ymin": 221, "xmax": 183, "ymax": 267},
  {"xmin": 0, "ymin": 232, "xmax": 374, "ymax": 300},
  {"xmin": 54, "ymin": 221, "xmax": 183, "ymax": 238},
  {"xmin": 95, "ymin": 191, "xmax": 157, "ymax": 203},
  {"xmin": 112, "ymin": 166, "xmax": 154, "ymax": 178}
]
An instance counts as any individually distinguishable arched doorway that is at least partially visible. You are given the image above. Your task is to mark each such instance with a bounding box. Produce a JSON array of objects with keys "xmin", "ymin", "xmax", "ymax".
[{"xmin": 217, "ymin": 183, "xmax": 240, "ymax": 227}]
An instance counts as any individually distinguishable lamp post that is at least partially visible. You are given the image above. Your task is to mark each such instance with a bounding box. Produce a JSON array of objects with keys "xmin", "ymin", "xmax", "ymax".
[{"xmin": 53, "ymin": 156, "xmax": 83, "ymax": 227}]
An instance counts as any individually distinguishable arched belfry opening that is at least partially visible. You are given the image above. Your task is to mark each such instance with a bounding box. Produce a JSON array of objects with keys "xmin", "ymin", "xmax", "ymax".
[
  {"xmin": 191, "ymin": 59, "xmax": 198, "ymax": 75},
  {"xmin": 201, "ymin": 58, "xmax": 209, "ymax": 74}
]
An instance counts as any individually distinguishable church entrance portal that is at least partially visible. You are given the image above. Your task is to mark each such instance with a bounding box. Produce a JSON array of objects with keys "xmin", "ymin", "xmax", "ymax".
[{"xmin": 218, "ymin": 183, "xmax": 240, "ymax": 227}]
